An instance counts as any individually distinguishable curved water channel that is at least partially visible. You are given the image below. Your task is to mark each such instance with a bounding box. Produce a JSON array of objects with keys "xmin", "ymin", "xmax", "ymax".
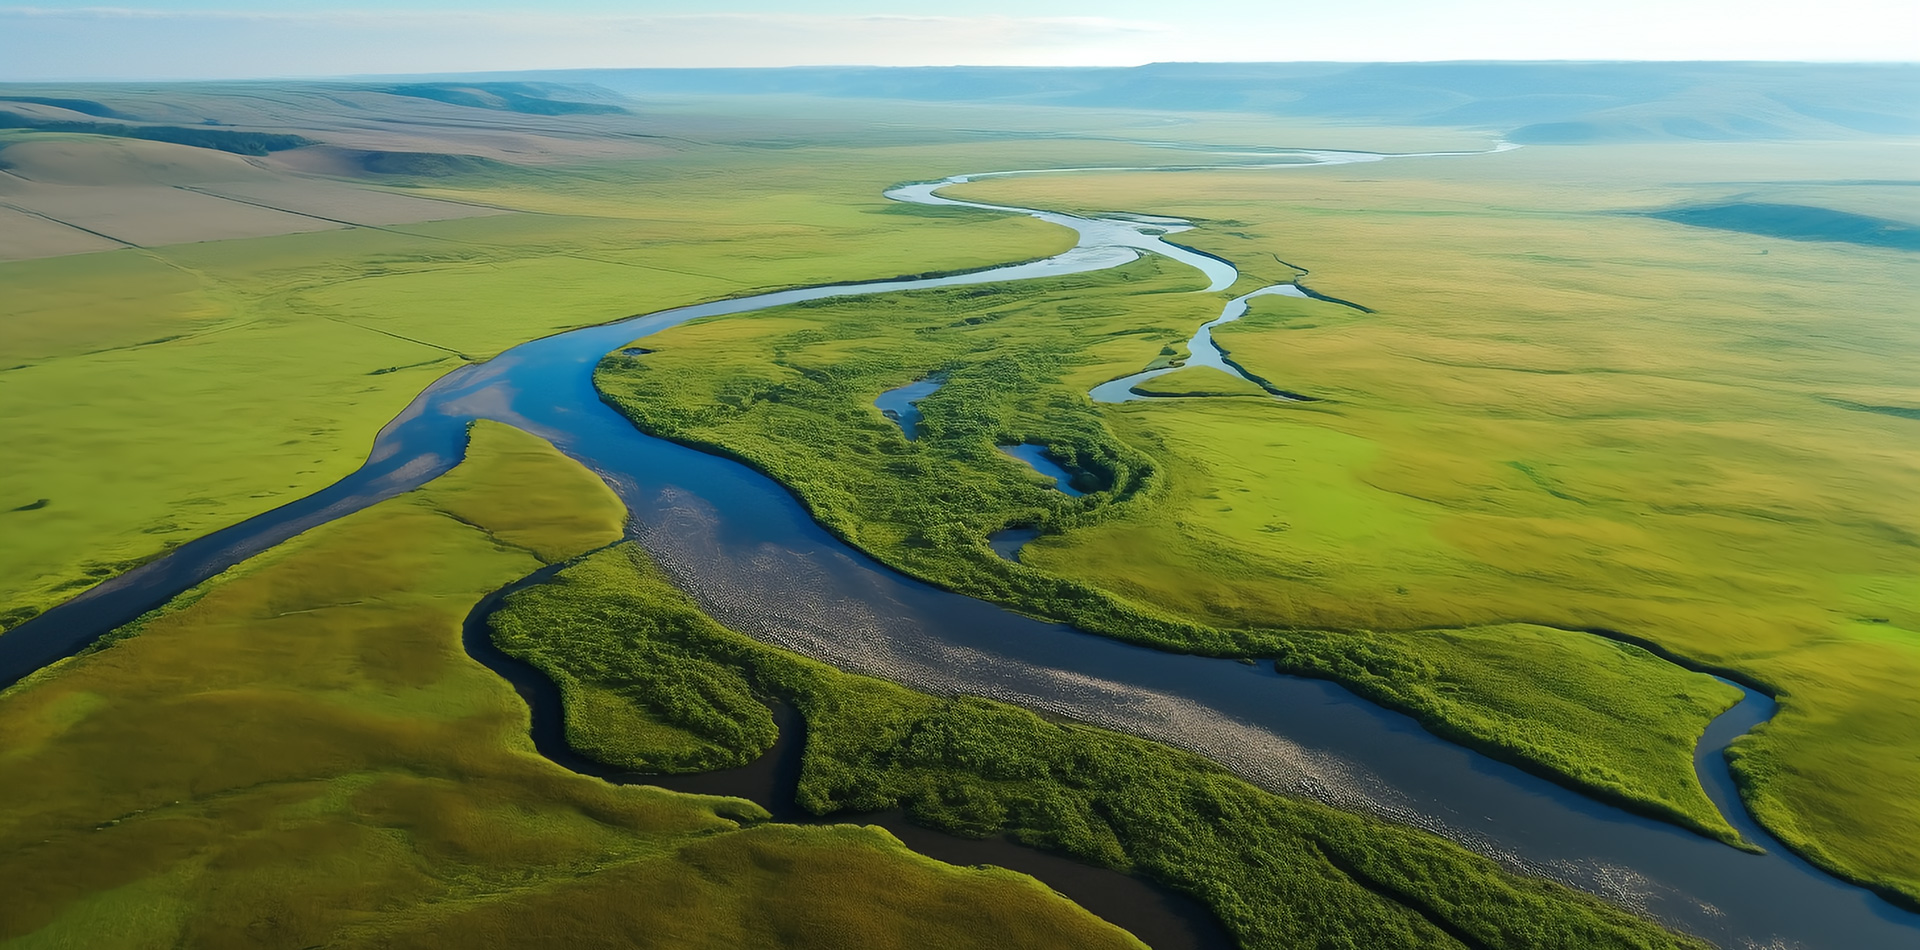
[
  {"xmin": 4, "ymin": 147, "xmax": 1917, "ymax": 950},
  {"xmin": 1091, "ymin": 283, "xmax": 1318, "ymax": 403}
]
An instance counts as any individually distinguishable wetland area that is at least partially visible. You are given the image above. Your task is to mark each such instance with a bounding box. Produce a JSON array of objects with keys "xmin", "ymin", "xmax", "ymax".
[
  {"xmin": 3, "ymin": 67, "xmax": 1918, "ymax": 950},
  {"xmin": 7, "ymin": 149, "xmax": 1918, "ymax": 950}
]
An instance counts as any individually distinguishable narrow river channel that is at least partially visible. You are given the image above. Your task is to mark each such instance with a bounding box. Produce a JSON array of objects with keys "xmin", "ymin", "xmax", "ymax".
[{"xmin": 3, "ymin": 146, "xmax": 1914, "ymax": 950}]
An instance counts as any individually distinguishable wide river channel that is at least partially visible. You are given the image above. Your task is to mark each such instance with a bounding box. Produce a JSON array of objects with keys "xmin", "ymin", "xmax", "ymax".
[{"xmin": 4, "ymin": 147, "xmax": 1916, "ymax": 950}]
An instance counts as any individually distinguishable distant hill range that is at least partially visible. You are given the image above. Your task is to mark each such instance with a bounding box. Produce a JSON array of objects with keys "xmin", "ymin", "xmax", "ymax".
[
  {"xmin": 416, "ymin": 62, "xmax": 1920, "ymax": 143},
  {"xmin": 0, "ymin": 81, "xmax": 625, "ymax": 156}
]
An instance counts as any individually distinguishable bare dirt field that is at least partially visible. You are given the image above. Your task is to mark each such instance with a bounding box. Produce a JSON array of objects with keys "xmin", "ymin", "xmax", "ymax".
[
  {"xmin": 0, "ymin": 180, "xmax": 344, "ymax": 248},
  {"xmin": 0, "ymin": 205, "xmax": 125, "ymax": 259},
  {"xmin": 0, "ymin": 136, "xmax": 512, "ymax": 259}
]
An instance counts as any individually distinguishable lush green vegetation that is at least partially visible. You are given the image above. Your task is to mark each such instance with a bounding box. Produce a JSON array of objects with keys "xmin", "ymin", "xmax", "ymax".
[
  {"xmin": 594, "ymin": 253, "xmax": 1746, "ymax": 845},
  {"xmin": 0, "ymin": 80, "xmax": 1475, "ymax": 635},
  {"xmin": 0, "ymin": 420, "xmax": 1139, "ymax": 949},
  {"xmin": 490, "ymin": 539, "xmax": 1713, "ymax": 950},
  {"xmin": 952, "ymin": 140, "xmax": 1920, "ymax": 905},
  {"xmin": 9, "ymin": 71, "xmax": 1915, "ymax": 923},
  {"xmin": 6, "ymin": 85, "xmax": 1196, "ymax": 633}
]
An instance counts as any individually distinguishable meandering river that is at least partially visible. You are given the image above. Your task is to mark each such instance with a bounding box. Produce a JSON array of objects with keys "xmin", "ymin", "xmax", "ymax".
[
  {"xmin": 1089, "ymin": 282, "xmax": 1314, "ymax": 403},
  {"xmin": 3, "ymin": 146, "xmax": 1914, "ymax": 949}
]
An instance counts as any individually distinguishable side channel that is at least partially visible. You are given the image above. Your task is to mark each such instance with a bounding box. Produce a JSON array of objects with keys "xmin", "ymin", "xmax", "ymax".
[{"xmin": 460, "ymin": 560, "xmax": 1234, "ymax": 950}]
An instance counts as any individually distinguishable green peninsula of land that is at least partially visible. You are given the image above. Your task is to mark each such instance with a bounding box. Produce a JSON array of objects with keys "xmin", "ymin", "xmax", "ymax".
[{"xmin": 0, "ymin": 421, "xmax": 1141, "ymax": 949}]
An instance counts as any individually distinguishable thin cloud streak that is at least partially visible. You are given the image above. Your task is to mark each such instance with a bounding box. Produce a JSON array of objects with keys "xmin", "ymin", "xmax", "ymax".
[
  {"xmin": 0, "ymin": 11, "xmax": 1182, "ymax": 79},
  {"xmin": 0, "ymin": 7, "xmax": 1914, "ymax": 81}
]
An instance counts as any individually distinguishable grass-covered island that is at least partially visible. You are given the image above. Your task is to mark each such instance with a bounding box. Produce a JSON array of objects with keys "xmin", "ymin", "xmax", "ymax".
[
  {"xmin": 487, "ymin": 531, "xmax": 1714, "ymax": 949},
  {"xmin": 593, "ymin": 255, "xmax": 1749, "ymax": 848},
  {"xmin": 594, "ymin": 131, "xmax": 1920, "ymax": 908}
]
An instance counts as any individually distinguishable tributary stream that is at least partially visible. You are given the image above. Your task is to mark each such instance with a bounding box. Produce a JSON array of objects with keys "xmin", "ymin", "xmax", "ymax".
[{"xmin": 3, "ymin": 147, "xmax": 1916, "ymax": 950}]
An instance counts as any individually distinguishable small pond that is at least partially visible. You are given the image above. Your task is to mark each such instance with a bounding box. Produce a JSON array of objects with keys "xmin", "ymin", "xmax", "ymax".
[
  {"xmin": 875, "ymin": 377, "xmax": 944, "ymax": 440},
  {"xmin": 999, "ymin": 443, "xmax": 1086, "ymax": 496}
]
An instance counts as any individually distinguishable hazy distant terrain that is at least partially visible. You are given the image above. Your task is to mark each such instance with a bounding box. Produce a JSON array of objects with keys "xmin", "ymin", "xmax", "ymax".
[
  {"xmin": 0, "ymin": 81, "xmax": 651, "ymax": 261},
  {"xmin": 427, "ymin": 62, "xmax": 1920, "ymax": 142}
]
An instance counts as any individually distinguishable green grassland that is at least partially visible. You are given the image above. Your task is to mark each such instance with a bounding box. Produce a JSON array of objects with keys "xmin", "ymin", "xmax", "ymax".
[
  {"xmin": 10, "ymin": 72, "xmax": 1914, "ymax": 926},
  {"xmin": 1127, "ymin": 366, "xmax": 1273, "ymax": 398},
  {"xmin": 0, "ymin": 420, "xmax": 1140, "ymax": 950},
  {"xmin": 949, "ymin": 140, "xmax": 1920, "ymax": 904},
  {"xmin": 0, "ymin": 101, "xmax": 1120, "ymax": 633},
  {"xmin": 593, "ymin": 253, "xmax": 1747, "ymax": 845},
  {"xmin": 489, "ymin": 538, "xmax": 1713, "ymax": 950},
  {"xmin": 0, "ymin": 80, "xmax": 1483, "ymax": 637}
]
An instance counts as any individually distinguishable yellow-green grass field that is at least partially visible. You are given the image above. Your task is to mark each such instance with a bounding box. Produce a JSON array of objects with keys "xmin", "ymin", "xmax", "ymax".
[
  {"xmin": 0, "ymin": 420, "xmax": 1141, "ymax": 950},
  {"xmin": 0, "ymin": 79, "xmax": 1482, "ymax": 637},
  {"xmin": 594, "ymin": 252, "xmax": 1748, "ymax": 846},
  {"xmin": 950, "ymin": 139, "xmax": 1920, "ymax": 903},
  {"xmin": 14, "ymin": 72, "xmax": 1912, "ymax": 917},
  {"xmin": 1128, "ymin": 366, "xmax": 1273, "ymax": 398},
  {"xmin": 487, "ymin": 539, "xmax": 1711, "ymax": 950},
  {"xmin": 0, "ymin": 107, "xmax": 1109, "ymax": 633}
]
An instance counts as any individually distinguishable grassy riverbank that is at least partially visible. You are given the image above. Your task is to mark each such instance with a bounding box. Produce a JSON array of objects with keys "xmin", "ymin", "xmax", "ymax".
[
  {"xmin": 1128, "ymin": 366, "xmax": 1271, "ymax": 397},
  {"xmin": 11, "ymin": 83, "xmax": 1357, "ymax": 635},
  {"xmin": 595, "ymin": 252, "xmax": 1747, "ymax": 846},
  {"xmin": 0, "ymin": 143, "xmax": 1072, "ymax": 635},
  {"xmin": 952, "ymin": 140, "xmax": 1920, "ymax": 905},
  {"xmin": 0, "ymin": 79, "xmax": 1486, "ymax": 638},
  {"xmin": 0, "ymin": 420, "xmax": 1140, "ymax": 949},
  {"xmin": 489, "ymin": 539, "xmax": 1715, "ymax": 950}
]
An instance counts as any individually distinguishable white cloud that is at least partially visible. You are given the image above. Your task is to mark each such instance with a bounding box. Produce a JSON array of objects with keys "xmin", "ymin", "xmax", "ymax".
[
  {"xmin": 0, "ymin": 4, "xmax": 1914, "ymax": 81},
  {"xmin": 0, "ymin": 10, "xmax": 1184, "ymax": 79}
]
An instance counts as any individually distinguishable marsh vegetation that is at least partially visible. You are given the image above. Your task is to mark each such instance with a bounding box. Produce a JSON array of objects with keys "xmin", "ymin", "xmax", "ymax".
[
  {"xmin": 0, "ymin": 86, "xmax": 1140, "ymax": 634},
  {"xmin": 3, "ymin": 67, "xmax": 1917, "ymax": 947},
  {"xmin": 950, "ymin": 141, "xmax": 1920, "ymax": 906},
  {"xmin": 0, "ymin": 422, "xmax": 1140, "ymax": 949},
  {"xmin": 594, "ymin": 254, "xmax": 1749, "ymax": 848},
  {"xmin": 491, "ymin": 539, "xmax": 1714, "ymax": 950},
  {"xmin": 590, "ymin": 132, "xmax": 1918, "ymax": 909}
]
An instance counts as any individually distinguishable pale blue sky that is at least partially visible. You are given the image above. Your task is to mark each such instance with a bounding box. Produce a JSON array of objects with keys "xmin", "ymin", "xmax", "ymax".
[{"xmin": 3, "ymin": 2, "xmax": 1915, "ymax": 81}]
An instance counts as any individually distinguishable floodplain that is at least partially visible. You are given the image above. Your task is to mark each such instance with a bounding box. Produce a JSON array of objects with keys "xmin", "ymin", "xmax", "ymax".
[
  {"xmin": 2, "ymin": 65, "xmax": 1917, "ymax": 949},
  {"xmin": 948, "ymin": 141, "xmax": 1920, "ymax": 903},
  {"xmin": 0, "ymin": 85, "xmax": 1139, "ymax": 632},
  {"xmin": 594, "ymin": 250, "xmax": 1750, "ymax": 846}
]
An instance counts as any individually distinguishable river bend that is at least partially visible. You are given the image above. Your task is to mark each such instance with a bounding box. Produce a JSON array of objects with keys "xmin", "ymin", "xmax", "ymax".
[{"xmin": 2, "ymin": 146, "xmax": 1914, "ymax": 950}]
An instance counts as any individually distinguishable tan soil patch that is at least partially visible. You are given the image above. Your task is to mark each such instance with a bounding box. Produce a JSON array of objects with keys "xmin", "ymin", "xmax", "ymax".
[
  {"xmin": 0, "ymin": 136, "xmax": 275, "ymax": 186},
  {"xmin": 1, "ymin": 181, "xmax": 343, "ymax": 248},
  {"xmin": 0, "ymin": 205, "xmax": 126, "ymax": 260}
]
